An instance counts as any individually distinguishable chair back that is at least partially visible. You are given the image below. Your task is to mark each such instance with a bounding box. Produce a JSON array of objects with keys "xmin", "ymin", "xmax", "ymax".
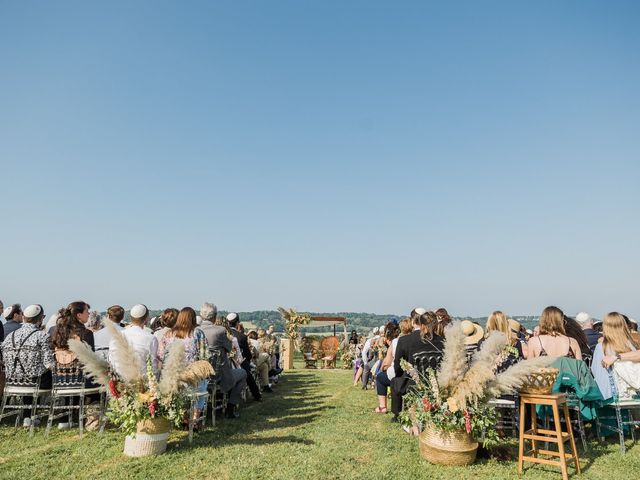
[
  {"xmin": 208, "ymin": 349, "xmax": 224, "ymax": 381},
  {"xmin": 412, "ymin": 351, "xmax": 442, "ymax": 378},
  {"xmin": 52, "ymin": 359, "xmax": 86, "ymax": 389}
]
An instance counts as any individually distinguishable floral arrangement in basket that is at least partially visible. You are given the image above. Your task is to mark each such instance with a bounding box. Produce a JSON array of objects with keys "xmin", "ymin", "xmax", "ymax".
[
  {"xmin": 277, "ymin": 307, "xmax": 311, "ymax": 342},
  {"xmin": 340, "ymin": 345, "xmax": 355, "ymax": 369},
  {"xmin": 400, "ymin": 322, "xmax": 551, "ymax": 446},
  {"xmin": 69, "ymin": 322, "xmax": 213, "ymax": 437}
]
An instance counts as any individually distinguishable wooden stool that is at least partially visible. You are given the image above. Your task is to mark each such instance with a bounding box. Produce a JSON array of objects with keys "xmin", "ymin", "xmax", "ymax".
[{"xmin": 518, "ymin": 393, "xmax": 580, "ymax": 480}]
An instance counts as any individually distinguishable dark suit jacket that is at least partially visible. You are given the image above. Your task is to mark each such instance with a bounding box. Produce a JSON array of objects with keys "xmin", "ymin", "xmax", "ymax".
[
  {"xmin": 393, "ymin": 330, "xmax": 444, "ymax": 378},
  {"xmin": 231, "ymin": 328, "xmax": 252, "ymax": 368},
  {"xmin": 200, "ymin": 322, "xmax": 236, "ymax": 393}
]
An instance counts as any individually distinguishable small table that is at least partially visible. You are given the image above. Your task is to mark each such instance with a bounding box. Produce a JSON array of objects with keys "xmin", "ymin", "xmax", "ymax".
[{"xmin": 518, "ymin": 393, "xmax": 580, "ymax": 480}]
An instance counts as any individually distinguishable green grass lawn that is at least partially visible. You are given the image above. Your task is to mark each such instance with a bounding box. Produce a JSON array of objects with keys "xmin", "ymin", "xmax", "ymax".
[{"xmin": 1, "ymin": 368, "xmax": 639, "ymax": 479}]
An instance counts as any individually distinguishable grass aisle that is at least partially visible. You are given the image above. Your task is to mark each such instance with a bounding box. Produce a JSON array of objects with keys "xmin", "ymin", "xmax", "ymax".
[{"xmin": 1, "ymin": 369, "xmax": 639, "ymax": 479}]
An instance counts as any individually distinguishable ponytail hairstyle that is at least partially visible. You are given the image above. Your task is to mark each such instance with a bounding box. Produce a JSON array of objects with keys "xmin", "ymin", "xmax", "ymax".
[
  {"xmin": 52, "ymin": 301, "xmax": 90, "ymax": 349},
  {"xmin": 434, "ymin": 307, "xmax": 452, "ymax": 337},
  {"xmin": 419, "ymin": 311, "xmax": 438, "ymax": 342}
]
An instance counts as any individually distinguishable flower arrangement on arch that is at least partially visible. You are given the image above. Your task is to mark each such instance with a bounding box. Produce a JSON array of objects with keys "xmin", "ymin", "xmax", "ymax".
[
  {"xmin": 400, "ymin": 322, "xmax": 551, "ymax": 446},
  {"xmin": 277, "ymin": 307, "xmax": 311, "ymax": 342},
  {"xmin": 68, "ymin": 322, "xmax": 213, "ymax": 437}
]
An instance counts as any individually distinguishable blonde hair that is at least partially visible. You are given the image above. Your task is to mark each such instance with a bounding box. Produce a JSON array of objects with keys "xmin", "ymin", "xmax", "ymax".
[
  {"xmin": 486, "ymin": 310, "xmax": 513, "ymax": 343},
  {"xmin": 603, "ymin": 312, "xmax": 638, "ymax": 355},
  {"xmin": 257, "ymin": 328, "xmax": 266, "ymax": 338},
  {"xmin": 539, "ymin": 306, "xmax": 566, "ymax": 336},
  {"xmin": 399, "ymin": 318, "xmax": 412, "ymax": 335}
]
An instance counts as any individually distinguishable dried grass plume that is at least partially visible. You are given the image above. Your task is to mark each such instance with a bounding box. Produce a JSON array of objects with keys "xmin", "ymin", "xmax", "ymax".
[{"xmin": 68, "ymin": 338, "xmax": 111, "ymax": 386}]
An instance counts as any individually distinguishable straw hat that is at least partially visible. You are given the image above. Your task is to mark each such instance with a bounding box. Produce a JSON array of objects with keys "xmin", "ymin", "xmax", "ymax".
[
  {"xmin": 508, "ymin": 319, "xmax": 522, "ymax": 334},
  {"xmin": 460, "ymin": 320, "xmax": 484, "ymax": 345}
]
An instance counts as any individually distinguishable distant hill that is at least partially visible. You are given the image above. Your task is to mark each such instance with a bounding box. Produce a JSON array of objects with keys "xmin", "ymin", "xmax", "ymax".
[{"xmin": 131, "ymin": 310, "xmax": 542, "ymax": 334}]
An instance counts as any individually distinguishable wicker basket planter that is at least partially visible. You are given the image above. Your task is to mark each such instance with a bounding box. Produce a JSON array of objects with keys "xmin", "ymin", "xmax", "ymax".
[
  {"xmin": 419, "ymin": 424, "xmax": 478, "ymax": 466},
  {"xmin": 520, "ymin": 368, "xmax": 559, "ymax": 395},
  {"xmin": 123, "ymin": 418, "xmax": 171, "ymax": 457}
]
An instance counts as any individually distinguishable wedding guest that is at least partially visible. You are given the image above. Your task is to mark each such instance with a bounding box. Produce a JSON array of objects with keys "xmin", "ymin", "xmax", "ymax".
[
  {"xmin": 461, "ymin": 320, "xmax": 484, "ymax": 358},
  {"xmin": 576, "ymin": 312, "xmax": 602, "ymax": 350},
  {"xmin": 391, "ymin": 311, "xmax": 444, "ymax": 422},
  {"xmin": 563, "ymin": 315, "xmax": 591, "ymax": 362},
  {"xmin": 228, "ymin": 312, "xmax": 262, "ymax": 401},
  {"xmin": 434, "ymin": 307, "xmax": 452, "ymax": 337},
  {"xmin": 51, "ymin": 301, "xmax": 94, "ymax": 362},
  {"xmin": 93, "ymin": 305, "xmax": 125, "ymax": 358},
  {"xmin": 1, "ymin": 304, "xmax": 54, "ymax": 427},
  {"xmin": 111, "ymin": 304, "xmax": 158, "ymax": 373},
  {"xmin": 3, "ymin": 304, "xmax": 24, "ymax": 338},
  {"xmin": 591, "ymin": 312, "xmax": 640, "ymax": 401},
  {"xmin": 199, "ymin": 303, "xmax": 247, "ymax": 419},
  {"xmin": 374, "ymin": 320, "xmax": 407, "ymax": 413},
  {"xmin": 485, "ymin": 311, "xmax": 523, "ymax": 372},
  {"xmin": 528, "ymin": 306, "xmax": 582, "ymax": 360},
  {"xmin": 248, "ymin": 330, "xmax": 273, "ymax": 392},
  {"xmin": 154, "ymin": 308, "xmax": 179, "ymax": 344},
  {"xmin": 157, "ymin": 307, "xmax": 209, "ymax": 416}
]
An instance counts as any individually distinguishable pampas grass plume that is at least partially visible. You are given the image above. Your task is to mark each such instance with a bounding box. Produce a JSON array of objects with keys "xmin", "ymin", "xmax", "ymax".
[
  {"xmin": 159, "ymin": 341, "xmax": 186, "ymax": 399},
  {"xmin": 104, "ymin": 320, "xmax": 143, "ymax": 383},
  {"xmin": 437, "ymin": 321, "xmax": 468, "ymax": 395},
  {"xmin": 68, "ymin": 338, "xmax": 111, "ymax": 386}
]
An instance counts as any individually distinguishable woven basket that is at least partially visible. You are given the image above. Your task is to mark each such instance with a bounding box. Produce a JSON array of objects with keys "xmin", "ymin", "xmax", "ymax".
[
  {"xmin": 520, "ymin": 368, "xmax": 559, "ymax": 395},
  {"xmin": 123, "ymin": 418, "xmax": 171, "ymax": 457},
  {"xmin": 419, "ymin": 425, "xmax": 478, "ymax": 466}
]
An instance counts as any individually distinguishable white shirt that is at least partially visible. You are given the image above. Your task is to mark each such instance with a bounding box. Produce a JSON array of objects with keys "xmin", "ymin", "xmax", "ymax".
[
  {"xmin": 93, "ymin": 322, "xmax": 124, "ymax": 358},
  {"xmin": 387, "ymin": 337, "xmax": 399, "ymax": 380},
  {"xmin": 109, "ymin": 324, "xmax": 158, "ymax": 373}
]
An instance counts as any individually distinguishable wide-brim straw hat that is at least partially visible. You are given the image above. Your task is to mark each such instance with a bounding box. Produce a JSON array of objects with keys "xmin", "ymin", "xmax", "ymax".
[
  {"xmin": 460, "ymin": 320, "xmax": 484, "ymax": 345},
  {"xmin": 508, "ymin": 319, "xmax": 522, "ymax": 334}
]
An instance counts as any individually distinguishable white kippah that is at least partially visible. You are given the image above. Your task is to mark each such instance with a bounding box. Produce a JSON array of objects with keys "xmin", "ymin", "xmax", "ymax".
[
  {"xmin": 630, "ymin": 318, "xmax": 637, "ymax": 325},
  {"xmin": 130, "ymin": 304, "xmax": 148, "ymax": 319},
  {"xmin": 414, "ymin": 307, "xmax": 427, "ymax": 315},
  {"xmin": 24, "ymin": 304, "xmax": 42, "ymax": 318},
  {"xmin": 227, "ymin": 312, "xmax": 238, "ymax": 322},
  {"xmin": 2, "ymin": 306, "xmax": 12, "ymax": 318}
]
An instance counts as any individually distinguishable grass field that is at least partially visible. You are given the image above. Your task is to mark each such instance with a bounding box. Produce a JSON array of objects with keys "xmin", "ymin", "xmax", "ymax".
[{"xmin": 1, "ymin": 368, "xmax": 639, "ymax": 479}]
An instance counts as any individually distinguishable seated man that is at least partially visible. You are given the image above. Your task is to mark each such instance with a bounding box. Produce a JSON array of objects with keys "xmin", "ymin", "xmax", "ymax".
[
  {"xmin": 200, "ymin": 303, "xmax": 247, "ymax": 418},
  {"xmin": 247, "ymin": 330, "xmax": 272, "ymax": 392},
  {"xmin": 1, "ymin": 304, "xmax": 55, "ymax": 426},
  {"xmin": 109, "ymin": 304, "xmax": 158, "ymax": 374}
]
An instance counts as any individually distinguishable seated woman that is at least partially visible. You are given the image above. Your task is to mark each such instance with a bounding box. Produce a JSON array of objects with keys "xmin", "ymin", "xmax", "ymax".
[
  {"xmin": 591, "ymin": 312, "xmax": 640, "ymax": 401},
  {"xmin": 157, "ymin": 307, "xmax": 209, "ymax": 420},
  {"xmin": 374, "ymin": 319, "xmax": 409, "ymax": 413},
  {"xmin": 528, "ymin": 306, "xmax": 582, "ymax": 360},
  {"xmin": 485, "ymin": 311, "xmax": 523, "ymax": 373},
  {"xmin": 51, "ymin": 301, "xmax": 95, "ymax": 364}
]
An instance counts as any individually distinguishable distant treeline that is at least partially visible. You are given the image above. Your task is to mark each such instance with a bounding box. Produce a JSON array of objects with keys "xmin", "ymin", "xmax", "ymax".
[{"xmin": 130, "ymin": 310, "xmax": 541, "ymax": 333}]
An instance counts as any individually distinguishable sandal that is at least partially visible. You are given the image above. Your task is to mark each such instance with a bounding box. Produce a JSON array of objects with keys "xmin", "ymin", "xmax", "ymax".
[{"xmin": 373, "ymin": 406, "xmax": 387, "ymax": 414}]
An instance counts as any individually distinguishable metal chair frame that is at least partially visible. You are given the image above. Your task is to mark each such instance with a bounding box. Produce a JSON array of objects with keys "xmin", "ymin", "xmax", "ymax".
[{"xmin": 0, "ymin": 372, "xmax": 51, "ymax": 437}]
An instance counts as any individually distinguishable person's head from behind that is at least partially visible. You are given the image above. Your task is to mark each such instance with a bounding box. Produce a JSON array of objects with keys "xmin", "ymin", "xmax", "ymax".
[
  {"xmin": 628, "ymin": 318, "xmax": 638, "ymax": 332},
  {"xmin": 257, "ymin": 328, "xmax": 266, "ymax": 339},
  {"xmin": 227, "ymin": 312, "xmax": 240, "ymax": 329},
  {"xmin": 384, "ymin": 321, "xmax": 398, "ymax": 341},
  {"xmin": 603, "ymin": 312, "xmax": 637, "ymax": 354},
  {"xmin": 129, "ymin": 304, "xmax": 149, "ymax": 326},
  {"xmin": 486, "ymin": 310, "xmax": 512, "ymax": 343},
  {"xmin": 173, "ymin": 307, "xmax": 197, "ymax": 339},
  {"xmin": 4, "ymin": 304, "xmax": 23, "ymax": 322},
  {"xmin": 52, "ymin": 301, "xmax": 91, "ymax": 349},
  {"xmin": 267, "ymin": 324, "xmax": 275, "ymax": 334},
  {"xmin": 247, "ymin": 330, "xmax": 258, "ymax": 340},
  {"xmin": 107, "ymin": 305, "xmax": 125, "ymax": 324},
  {"xmin": 575, "ymin": 312, "xmax": 593, "ymax": 330},
  {"xmin": 86, "ymin": 310, "xmax": 103, "ymax": 331},
  {"xmin": 539, "ymin": 306, "xmax": 566, "ymax": 336},
  {"xmin": 410, "ymin": 307, "xmax": 427, "ymax": 328},
  {"xmin": 418, "ymin": 311, "xmax": 438, "ymax": 340},
  {"xmin": 200, "ymin": 302, "xmax": 217, "ymax": 323},
  {"xmin": 23, "ymin": 304, "xmax": 45, "ymax": 327},
  {"xmin": 399, "ymin": 318, "xmax": 412, "ymax": 335},
  {"xmin": 161, "ymin": 308, "xmax": 179, "ymax": 329}
]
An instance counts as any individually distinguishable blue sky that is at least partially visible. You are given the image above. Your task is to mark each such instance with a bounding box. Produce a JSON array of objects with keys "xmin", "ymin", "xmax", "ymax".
[{"xmin": 1, "ymin": 1, "xmax": 639, "ymax": 318}]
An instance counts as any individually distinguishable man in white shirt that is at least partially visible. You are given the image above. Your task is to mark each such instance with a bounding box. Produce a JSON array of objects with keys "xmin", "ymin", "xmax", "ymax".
[
  {"xmin": 110, "ymin": 304, "xmax": 158, "ymax": 374},
  {"xmin": 94, "ymin": 305, "xmax": 125, "ymax": 360}
]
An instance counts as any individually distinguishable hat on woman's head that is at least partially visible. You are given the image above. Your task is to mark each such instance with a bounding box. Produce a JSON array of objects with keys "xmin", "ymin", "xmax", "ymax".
[
  {"xmin": 23, "ymin": 304, "xmax": 43, "ymax": 318},
  {"xmin": 130, "ymin": 304, "xmax": 148, "ymax": 319},
  {"xmin": 460, "ymin": 320, "xmax": 484, "ymax": 345},
  {"xmin": 508, "ymin": 319, "xmax": 522, "ymax": 333}
]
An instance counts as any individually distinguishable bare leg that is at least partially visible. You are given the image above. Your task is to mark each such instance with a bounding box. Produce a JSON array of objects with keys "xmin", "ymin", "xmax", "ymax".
[{"xmin": 353, "ymin": 366, "xmax": 363, "ymax": 385}]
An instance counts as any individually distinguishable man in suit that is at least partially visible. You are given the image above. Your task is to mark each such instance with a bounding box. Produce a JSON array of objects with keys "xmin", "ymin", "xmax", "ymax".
[
  {"xmin": 200, "ymin": 303, "xmax": 247, "ymax": 418},
  {"xmin": 227, "ymin": 312, "xmax": 262, "ymax": 402}
]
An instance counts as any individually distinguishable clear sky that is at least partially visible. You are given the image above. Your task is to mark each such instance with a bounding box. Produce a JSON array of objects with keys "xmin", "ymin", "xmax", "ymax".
[{"xmin": 1, "ymin": 1, "xmax": 639, "ymax": 318}]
